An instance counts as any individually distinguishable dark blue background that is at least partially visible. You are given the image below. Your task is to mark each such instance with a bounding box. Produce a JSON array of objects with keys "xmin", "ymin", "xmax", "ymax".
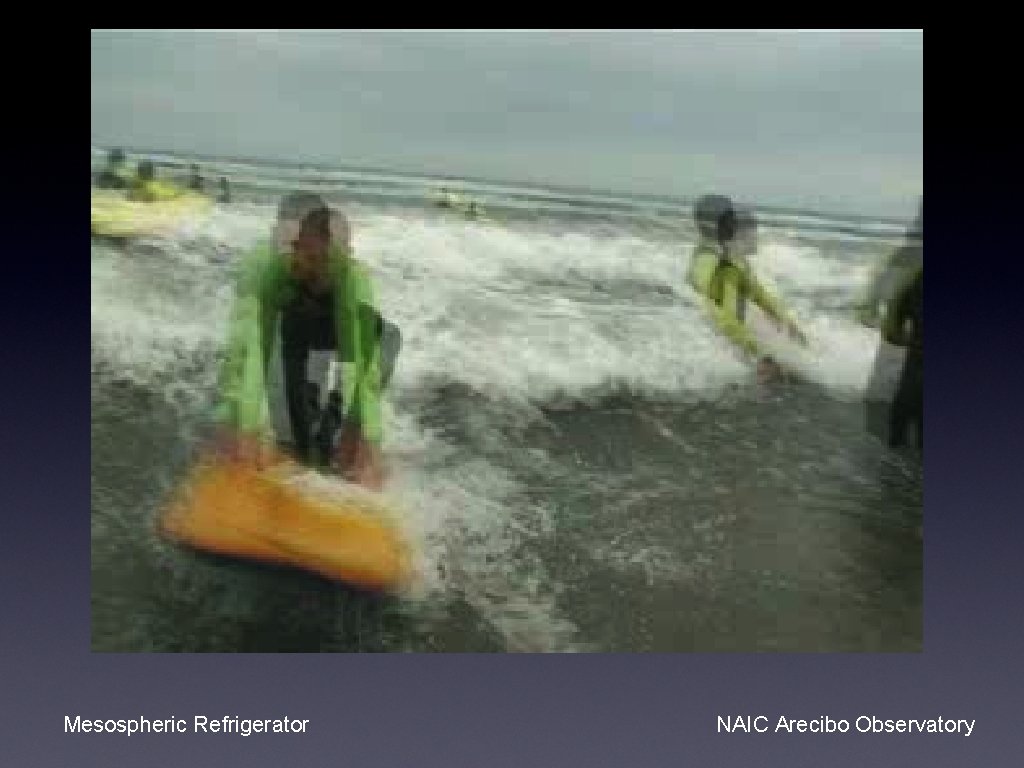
[{"xmin": 1, "ymin": 35, "xmax": 1019, "ymax": 765}]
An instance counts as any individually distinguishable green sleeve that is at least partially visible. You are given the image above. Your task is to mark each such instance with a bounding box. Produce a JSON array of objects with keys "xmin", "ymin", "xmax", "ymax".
[
  {"xmin": 743, "ymin": 270, "xmax": 796, "ymax": 328},
  {"xmin": 334, "ymin": 256, "xmax": 384, "ymax": 445},
  {"xmin": 688, "ymin": 253, "xmax": 762, "ymax": 358},
  {"xmin": 855, "ymin": 251, "xmax": 898, "ymax": 326},
  {"xmin": 881, "ymin": 266, "xmax": 923, "ymax": 347},
  {"xmin": 706, "ymin": 277, "xmax": 762, "ymax": 358},
  {"xmin": 857, "ymin": 245, "xmax": 922, "ymax": 327},
  {"xmin": 866, "ymin": 248, "xmax": 905, "ymax": 302},
  {"xmin": 880, "ymin": 298, "xmax": 904, "ymax": 346},
  {"xmin": 211, "ymin": 242, "xmax": 283, "ymax": 437}
]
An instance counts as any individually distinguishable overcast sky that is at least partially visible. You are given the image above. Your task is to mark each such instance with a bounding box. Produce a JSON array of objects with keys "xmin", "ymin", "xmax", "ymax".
[{"xmin": 91, "ymin": 29, "xmax": 922, "ymax": 217}]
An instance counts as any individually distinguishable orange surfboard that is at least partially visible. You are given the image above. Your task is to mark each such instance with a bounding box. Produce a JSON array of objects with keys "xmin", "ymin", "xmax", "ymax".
[{"xmin": 158, "ymin": 459, "xmax": 412, "ymax": 593}]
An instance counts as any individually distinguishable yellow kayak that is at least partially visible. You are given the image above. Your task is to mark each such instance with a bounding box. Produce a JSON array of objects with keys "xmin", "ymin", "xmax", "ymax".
[
  {"xmin": 91, "ymin": 189, "xmax": 213, "ymax": 239},
  {"xmin": 158, "ymin": 457, "xmax": 414, "ymax": 593}
]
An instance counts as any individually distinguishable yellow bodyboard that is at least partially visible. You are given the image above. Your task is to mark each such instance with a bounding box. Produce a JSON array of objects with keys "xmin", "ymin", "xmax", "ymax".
[
  {"xmin": 91, "ymin": 190, "xmax": 212, "ymax": 238},
  {"xmin": 158, "ymin": 458, "xmax": 413, "ymax": 593}
]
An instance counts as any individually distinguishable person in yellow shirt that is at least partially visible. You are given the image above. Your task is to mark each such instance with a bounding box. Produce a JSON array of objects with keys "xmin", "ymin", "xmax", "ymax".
[
  {"xmin": 95, "ymin": 148, "xmax": 132, "ymax": 189},
  {"xmin": 127, "ymin": 160, "xmax": 187, "ymax": 202},
  {"xmin": 685, "ymin": 194, "xmax": 807, "ymax": 382}
]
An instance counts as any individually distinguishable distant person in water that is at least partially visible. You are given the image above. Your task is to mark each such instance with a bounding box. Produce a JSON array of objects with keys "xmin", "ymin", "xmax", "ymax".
[
  {"xmin": 126, "ymin": 160, "xmax": 185, "ymax": 202},
  {"xmin": 685, "ymin": 194, "xmax": 807, "ymax": 382},
  {"xmin": 126, "ymin": 160, "xmax": 159, "ymax": 201},
  {"xmin": 187, "ymin": 164, "xmax": 205, "ymax": 193},
  {"xmin": 217, "ymin": 176, "xmax": 231, "ymax": 204},
  {"xmin": 96, "ymin": 148, "xmax": 131, "ymax": 190}
]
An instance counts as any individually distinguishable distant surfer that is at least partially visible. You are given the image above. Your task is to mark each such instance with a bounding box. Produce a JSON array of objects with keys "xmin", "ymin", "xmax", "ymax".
[
  {"xmin": 95, "ymin": 148, "xmax": 131, "ymax": 190},
  {"xmin": 126, "ymin": 160, "xmax": 187, "ymax": 202},
  {"xmin": 126, "ymin": 160, "xmax": 159, "ymax": 201},
  {"xmin": 124, "ymin": 160, "xmax": 191, "ymax": 203},
  {"xmin": 211, "ymin": 192, "xmax": 398, "ymax": 489},
  {"xmin": 187, "ymin": 163, "xmax": 205, "ymax": 193},
  {"xmin": 685, "ymin": 194, "xmax": 807, "ymax": 383},
  {"xmin": 217, "ymin": 176, "xmax": 231, "ymax": 204}
]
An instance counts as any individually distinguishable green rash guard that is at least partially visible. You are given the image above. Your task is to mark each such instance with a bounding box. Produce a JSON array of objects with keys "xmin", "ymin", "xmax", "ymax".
[
  {"xmin": 212, "ymin": 239, "xmax": 384, "ymax": 446},
  {"xmin": 686, "ymin": 244, "xmax": 798, "ymax": 358}
]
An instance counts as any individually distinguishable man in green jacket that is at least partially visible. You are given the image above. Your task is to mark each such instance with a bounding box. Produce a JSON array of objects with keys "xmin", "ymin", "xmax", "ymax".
[{"xmin": 213, "ymin": 192, "xmax": 390, "ymax": 488}]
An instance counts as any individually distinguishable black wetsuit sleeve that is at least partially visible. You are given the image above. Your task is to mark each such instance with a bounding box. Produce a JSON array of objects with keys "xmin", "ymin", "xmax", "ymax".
[{"xmin": 280, "ymin": 312, "xmax": 312, "ymax": 462}]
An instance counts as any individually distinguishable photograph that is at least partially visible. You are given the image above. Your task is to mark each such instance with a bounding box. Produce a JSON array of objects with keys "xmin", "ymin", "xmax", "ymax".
[{"xmin": 90, "ymin": 29, "xmax": 923, "ymax": 653}]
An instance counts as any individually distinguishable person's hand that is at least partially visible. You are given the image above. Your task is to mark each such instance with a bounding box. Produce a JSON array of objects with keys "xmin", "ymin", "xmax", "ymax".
[
  {"xmin": 770, "ymin": 315, "xmax": 808, "ymax": 347},
  {"xmin": 335, "ymin": 432, "xmax": 386, "ymax": 491},
  {"xmin": 787, "ymin": 321, "xmax": 809, "ymax": 347},
  {"xmin": 855, "ymin": 303, "xmax": 879, "ymax": 328},
  {"xmin": 208, "ymin": 427, "xmax": 277, "ymax": 470},
  {"xmin": 757, "ymin": 356, "xmax": 785, "ymax": 384}
]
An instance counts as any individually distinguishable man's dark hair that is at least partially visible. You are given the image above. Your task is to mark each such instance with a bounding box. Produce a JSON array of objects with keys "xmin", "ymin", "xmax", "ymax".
[
  {"xmin": 693, "ymin": 194, "xmax": 735, "ymax": 242},
  {"xmin": 299, "ymin": 206, "xmax": 333, "ymax": 240},
  {"xmin": 278, "ymin": 192, "xmax": 327, "ymax": 222}
]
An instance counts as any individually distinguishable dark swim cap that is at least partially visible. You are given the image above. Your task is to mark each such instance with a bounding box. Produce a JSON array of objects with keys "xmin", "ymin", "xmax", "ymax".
[
  {"xmin": 298, "ymin": 206, "xmax": 333, "ymax": 240},
  {"xmin": 277, "ymin": 192, "xmax": 327, "ymax": 222},
  {"xmin": 693, "ymin": 194, "xmax": 735, "ymax": 242}
]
